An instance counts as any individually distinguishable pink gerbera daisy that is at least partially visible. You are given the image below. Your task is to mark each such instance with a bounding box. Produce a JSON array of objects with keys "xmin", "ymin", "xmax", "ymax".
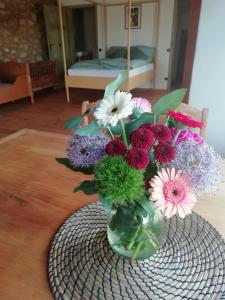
[{"xmin": 150, "ymin": 168, "xmax": 197, "ymax": 218}]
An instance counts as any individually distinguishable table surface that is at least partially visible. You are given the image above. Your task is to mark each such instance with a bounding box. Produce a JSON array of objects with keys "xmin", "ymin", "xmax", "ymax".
[{"xmin": 0, "ymin": 129, "xmax": 224, "ymax": 300}]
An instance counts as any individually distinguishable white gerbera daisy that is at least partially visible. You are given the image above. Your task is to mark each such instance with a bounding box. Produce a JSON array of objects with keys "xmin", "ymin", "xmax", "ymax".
[{"xmin": 94, "ymin": 90, "xmax": 132, "ymax": 127}]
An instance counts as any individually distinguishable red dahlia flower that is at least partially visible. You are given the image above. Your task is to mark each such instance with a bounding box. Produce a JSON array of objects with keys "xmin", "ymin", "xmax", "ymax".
[
  {"xmin": 106, "ymin": 140, "xmax": 127, "ymax": 156},
  {"xmin": 141, "ymin": 123, "xmax": 154, "ymax": 131},
  {"xmin": 168, "ymin": 109, "xmax": 204, "ymax": 129},
  {"xmin": 154, "ymin": 143, "xmax": 176, "ymax": 163},
  {"xmin": 126, "ymin": 148, "xmax": 150, "ymax": 169},
  {"xmin": 131, "ymin": 127, "xmax": 154, "ymax": 150},
  {"xmin": 151, "ymin": 125, "xmax": 172, "ymax": 142}
]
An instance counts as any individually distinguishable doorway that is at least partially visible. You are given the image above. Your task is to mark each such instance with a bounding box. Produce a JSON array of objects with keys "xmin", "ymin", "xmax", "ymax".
[
  {"xmin": 73, "ymin": 6, "xmax": 98, "ymax": 62},
  {"xmin": 170, "ymin": 0, "xmax": 191, "ymax": 90},
  {"xmin": 168, "ymin": 0, "xmax": 202, "ymax": 92}
]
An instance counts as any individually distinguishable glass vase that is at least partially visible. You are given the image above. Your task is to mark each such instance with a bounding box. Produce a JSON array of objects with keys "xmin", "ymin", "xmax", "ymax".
[{"xmin": 107, "ymin": 201, "xmax": 163, "ymax": 260}]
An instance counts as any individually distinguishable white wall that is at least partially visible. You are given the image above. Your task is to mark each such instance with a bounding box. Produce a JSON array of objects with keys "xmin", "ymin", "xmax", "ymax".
[
  {"xmin": 156, "ymin": 0, "xmax": 174, "ymax": 89},
  {"xmin": 189, "ymin": 0, "xmax": 225, "ymax": 155},
  {"xmin": 106, "ymin": 0, "xmax": 174, "ymax": 89},
  {"xmin": 97, "ymin": 5, "xmax": 106, "ymax": 58},
  {"xmin": 107, "ymin": 3, "xmax": 156, "ymax": 48},
  {"xmin": 63, "ymin": 0, "xmax": 175, "ymax": 89}
]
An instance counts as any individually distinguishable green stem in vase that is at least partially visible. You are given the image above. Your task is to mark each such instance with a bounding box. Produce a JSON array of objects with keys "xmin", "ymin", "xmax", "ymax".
[
  {"xmin": 145, "ymin": 233, "xmax": 158, "ymax": 249},
  {"xmin": 131, "ymin": 228, "xmax": 159, "ymax": 260},
  {"xmin": 132, "ymin": 241, "xmax": 145, "ymax": 260},
  {"xmin": 172, "ymin": 128, "xmax": 181, "ymax": 146},
  {"xmin": 119, "ymin": 119, "xmax": 128, "ymax": 147},
  {"xmin": 107, "ymin": 126, "xmax": 114, "ymax": 140},
  {"xmin": 126, "ymin": 225, "xmax": 143, "ymax": 251}
]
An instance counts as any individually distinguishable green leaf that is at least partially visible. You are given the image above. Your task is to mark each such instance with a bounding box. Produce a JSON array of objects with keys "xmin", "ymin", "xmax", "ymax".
[
  {"xmin": 74, "ymin": 180, "xmax": 98, "ymax": 195},
  {"xmin": 56, "ymin": 158, "xmax": 93, "ymax": 174},
  {"xmin": 109, "ymin": 119, "xmax": 129, "ymax": 135},
  {"xmin": 76, "ymin": 120, "xmax": 102, "ymax": 136},
  {"xmin": 125, "ymin": 113, "xmax": 155, "ymax": 138},
  {"xmin": 144, "ymin": 161, "xmax": 158, "ymax": 178},
  {"xmin": 64, "ymin": 115, "xmax": 83, "ymax": 129},
  {"xmin": 104, "ymin": 71, "xmax": 127, "ymax": 98},
  {"xmin": 100, "ymin": 196, "xmax": 112, "ymax": 213},
  {"xmin": 64, "ymin": 107, "xmax": 94, "ymax": 130},
  {"xmin": 152, "ymin": 88, "xmax": 187, "ymax": 115}
]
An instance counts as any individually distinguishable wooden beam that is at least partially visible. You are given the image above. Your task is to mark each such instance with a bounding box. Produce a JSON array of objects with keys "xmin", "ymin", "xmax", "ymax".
[
  {"xmin": 127, "ymin": 0, "xmax": 131, "ymax": 90},
  {"xmin": 85, "ymin": 0, "xmax": 105, "ymax": 6},
  {"xmin": 61, "ymin": 0, "xmax": 157, "ymax": 8},
  {"xmin": 104, "ymin": 5, "xmax": 108, "ymax": 53},
  {"xmin": 106, "ymin": 0, "xmax": 157, "ymax": 7},
  {"xmin": 153, "ymin": 0, "xmax": 160, "ymax": 88},
  {"xmin": 57, "ymin": 0, "xmax": 70, "ymax": 103}
]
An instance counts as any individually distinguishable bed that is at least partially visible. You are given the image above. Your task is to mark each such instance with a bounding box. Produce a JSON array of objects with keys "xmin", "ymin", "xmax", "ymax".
[
  {"xmin": 57, "ymin": 0, "xmax": 160, "ymax": 103},
  {"xmin": 0, "ymin": 62, "xmax": 34, "ymax": 105},
  {"xmin": 66, "ymin": 46, "xmax": 156, "ymax": 92},
  {"xmin": 0, "ymin": 61, "xmax": 58, "ymax": 105}
]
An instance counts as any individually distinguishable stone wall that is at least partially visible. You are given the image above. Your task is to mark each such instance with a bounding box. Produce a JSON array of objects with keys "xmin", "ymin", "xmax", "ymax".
[{"xmin": 0, "ymin": 0, "xmax": 55, "ymax": 63}]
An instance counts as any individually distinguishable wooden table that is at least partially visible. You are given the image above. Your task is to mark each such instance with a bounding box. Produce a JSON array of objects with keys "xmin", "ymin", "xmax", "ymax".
[{"xmin": 0, "ymin": 129, "xmax": 224, "ymax": 300}]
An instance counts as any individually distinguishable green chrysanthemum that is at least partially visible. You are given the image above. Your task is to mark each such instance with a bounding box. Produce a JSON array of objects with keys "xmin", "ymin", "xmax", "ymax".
[{"xmin": 94, "ymin": 156, "xmax": 144, "ymax": 205}]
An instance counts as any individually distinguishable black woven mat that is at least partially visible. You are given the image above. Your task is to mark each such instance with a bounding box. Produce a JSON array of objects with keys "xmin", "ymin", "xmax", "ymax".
[{"xmin": 48, "ymin": 202, "xmax": 225, "ymax": 300}]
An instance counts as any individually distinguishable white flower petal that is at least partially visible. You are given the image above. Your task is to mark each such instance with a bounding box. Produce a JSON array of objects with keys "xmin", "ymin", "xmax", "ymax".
[
  {"xmin": 177, "ymin": 205, "xmax": 187, "ymax": 218},
  {"xmin": 170, "ymin": 168, "xmax": 176, "ymax": 180},
  {"xmin": 93, "ymin": 90, "xmax": 132, "ymax": 126},
  {"xmin": 161, "ymin": 168, "xmax": 169, "ymax": 181}
]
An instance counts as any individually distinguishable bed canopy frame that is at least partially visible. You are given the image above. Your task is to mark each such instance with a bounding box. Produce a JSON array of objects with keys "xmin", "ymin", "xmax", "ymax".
[{"xmin": 57, "ymin": 0, "xmax": 160, "ymax": 102}]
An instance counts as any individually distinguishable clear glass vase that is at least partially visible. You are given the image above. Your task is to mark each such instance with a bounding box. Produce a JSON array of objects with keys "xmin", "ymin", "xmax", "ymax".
[{"xmin": 107, "ymin": 201, "xmax": 163, "ymax": 260}]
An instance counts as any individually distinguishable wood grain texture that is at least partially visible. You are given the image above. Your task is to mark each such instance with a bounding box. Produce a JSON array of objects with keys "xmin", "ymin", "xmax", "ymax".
[
  {"xmin": 65, "ymin": 68, "xmax": 155, "ymax": 92},
  {"xmin": 0, "ymin": 129, "xmax": 224, "ymax": 299},
  {"xmin": 0, "ymin": 62, "xmax": 33, "ymax": 105},
  {"xmin": 0, "ymin": 129, "xmax": 96, "ymax": 300},
  {"xmin": 0, "ymin": 87, "xmax": 164, "ymax": 139}
]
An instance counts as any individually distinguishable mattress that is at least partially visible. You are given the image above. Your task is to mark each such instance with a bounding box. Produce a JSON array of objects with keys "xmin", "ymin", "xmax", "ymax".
[{"xmin": 68, "ymin": 63, "xmax": 154, "ymax": 78}]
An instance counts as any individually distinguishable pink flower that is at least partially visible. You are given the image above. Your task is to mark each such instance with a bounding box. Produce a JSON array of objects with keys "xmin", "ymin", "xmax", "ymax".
[
  {"xmin": 170, "ymin": 128, "xmax": 203, "ymax": 144},
  {"xmin": 168, "ymin": 109, "xmax": 204, "ymax": 129},
  {"xmin": 150, "ymin": 168, "xmax": 197, "ymax": 218},
  {"xmin": 131, "ymin": 97, "xmax": 151, "ymax": 114}
]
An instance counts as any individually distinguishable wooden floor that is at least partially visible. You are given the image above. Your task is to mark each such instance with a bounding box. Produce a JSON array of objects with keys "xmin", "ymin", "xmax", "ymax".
[{"xmin": 0, "ymin": 88, "xmax": 166, "ymax": 138}]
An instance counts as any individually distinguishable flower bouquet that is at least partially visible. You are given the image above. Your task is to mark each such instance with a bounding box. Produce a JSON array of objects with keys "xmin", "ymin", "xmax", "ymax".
[{"xmin": 57, "ymin": 72, "xmax": 221, "ymax": 260}]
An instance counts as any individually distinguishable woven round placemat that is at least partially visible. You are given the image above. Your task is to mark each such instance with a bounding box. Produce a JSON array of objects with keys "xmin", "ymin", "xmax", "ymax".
[{"xmin": 48, "ymin": 202, "xmax": 225, "ymax": 300}]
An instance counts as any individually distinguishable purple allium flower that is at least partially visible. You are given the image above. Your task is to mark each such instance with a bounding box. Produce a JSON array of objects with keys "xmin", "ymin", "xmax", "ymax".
[
  {"xmin": 166, "ymin": 138, "xmax": 221, "ymax": 196},
  {"xmin": 171, "ymin": 128, "xmax": 203, "ymax": 144},
  {"xmin": 67, "ymin": 134, "xmax": 109, "ymax": 167}
]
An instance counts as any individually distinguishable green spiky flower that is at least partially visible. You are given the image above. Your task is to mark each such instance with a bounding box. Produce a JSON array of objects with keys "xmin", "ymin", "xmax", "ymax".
[{"xmin": 94, "ymin": 156, "xmax": 144, "ymax": 205}]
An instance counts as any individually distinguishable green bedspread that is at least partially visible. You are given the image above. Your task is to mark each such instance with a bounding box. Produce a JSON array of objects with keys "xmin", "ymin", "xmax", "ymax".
[{"xmin": 70, "ymin": 58, "xmax": 148, "ymax": 70}]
